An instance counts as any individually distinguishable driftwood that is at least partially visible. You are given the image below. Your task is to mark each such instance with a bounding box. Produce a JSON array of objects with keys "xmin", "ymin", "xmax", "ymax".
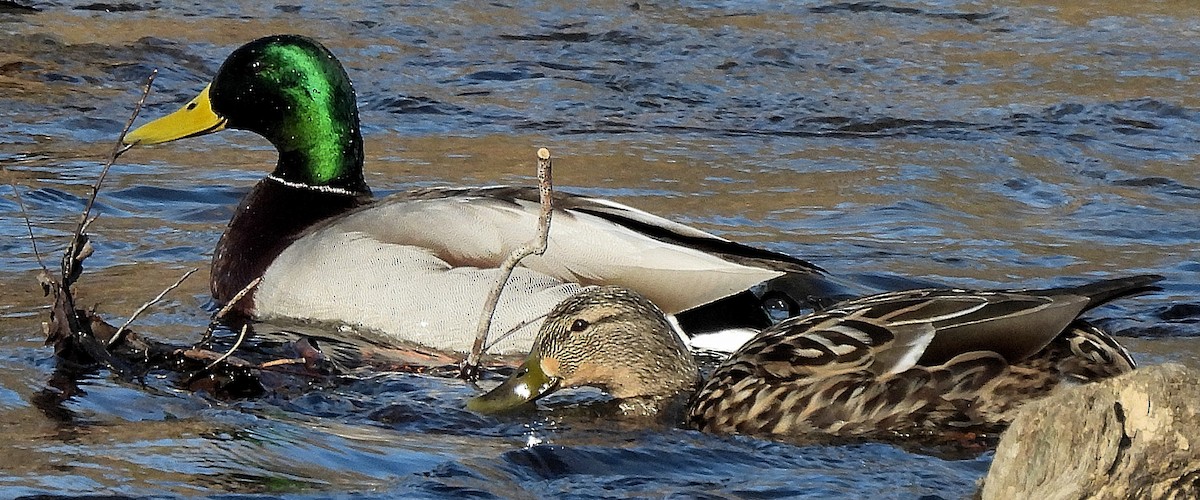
[
  {"xmin": 981, "ymin": 363, "xmax": 1200, "ymax": 499},
  {"xmin": 459, "ymin": 147, "xmax": 555, "ymax": 380},
  {"xmin": 23, "ymin": 73, "xmax": 535, "ymax": 403},
  {"xmin": 29, "ymin": 71, "xmax": 298, "ymax": 398}
]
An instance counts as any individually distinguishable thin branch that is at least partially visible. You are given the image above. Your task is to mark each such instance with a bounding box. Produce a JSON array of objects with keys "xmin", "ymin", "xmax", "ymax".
[
  {"xmin": 108, "ymin": 267, "xmax": 198, "ymax": 347},
  {"xmin": 258, "ymin": 358, "xmax": 306, "ymax": 369},
  {"xmin": 200, "ymin": 276, "xmax": 262, "ymax": 347},
  {"xmin": 203, "ymin": 323, "xmax": 249, "ymax": 372},
  {"xmin": 65, "ymin": 70, "xmax": 156, "ymax": 284},
  {"xmin": 80, "ymin": 215, "xmax": 99, "ymax": 234},
  {"xmin": 41, "ymin": 70, "xmax": 157, "ymax": 378},
  {"xmin": 484, "ymin": 311, "xmax": 547, "ymax": 352},
  {"xmin": 461, "ymin": 148, "xmax": 554, "ymax": 379},
  {"xmin": 3, "ymin": 170, "xmax": 48, "ymax": 275},
  {"xmin": 212, "ymin": 277, "xmax": 262, "ymax": 321}
]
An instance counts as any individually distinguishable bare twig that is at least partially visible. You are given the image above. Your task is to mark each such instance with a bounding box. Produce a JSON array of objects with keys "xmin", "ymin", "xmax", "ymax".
[
  {"xmin": 212, "ymin": 276, "xmax": 262, "ymax": 321},
  {"xmin": 484, "ymin": 311, "xmax": 547, "ymax": 352},
  {"xmin": 64, "ymin": 70, "xmax": 156, "ymax": 285},
  {"xmin": 80, "ymin": 215, "xmax": 99, "ymax": 234},
  {"xmin": 108, "ymin": 267, "xmax": 198, "ymax": 347},
  {"xmin": 3, "ymin": 169, "xmax": 49, "ymax": 275},
  {"xmin": 460, "ymin": 148, "xmax": 554, "ymax": 380},
  {"xmin": 200, "ymin": 276, "xmax": 262, "ymax": 347},
  {"xmin": 258, "ymin": 358, "xmax": 306, "ymax": 369},
  {"xmin": 42, "ymin": 71, "xmax": 157, "ymax": 377},
  {"xmin": 203, "ymin": 323, "xmax": 249, "ymax": 372}
]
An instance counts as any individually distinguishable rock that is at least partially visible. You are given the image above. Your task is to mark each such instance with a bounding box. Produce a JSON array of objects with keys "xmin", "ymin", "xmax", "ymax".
[{"xmin": 981, "ymin": 363, "xmax": 1200, "ymax": 499}]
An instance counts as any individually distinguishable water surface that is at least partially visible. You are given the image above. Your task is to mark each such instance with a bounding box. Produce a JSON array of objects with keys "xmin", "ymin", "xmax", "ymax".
[{"xmin": 1, "ymin": 1, "xmax": 1198, "ymax": 498}]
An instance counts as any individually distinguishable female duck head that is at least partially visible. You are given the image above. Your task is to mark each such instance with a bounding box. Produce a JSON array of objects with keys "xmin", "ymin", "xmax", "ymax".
[
  {"xmin": 468, "ymin": 286, "xmax": 700, "ymax": 414},
  {"xmin": 125, "ymin": 34, "xmax": 367, "ymax": 193}
]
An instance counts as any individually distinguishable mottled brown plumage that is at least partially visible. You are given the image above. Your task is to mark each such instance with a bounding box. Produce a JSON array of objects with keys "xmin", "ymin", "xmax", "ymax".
[
  {"xmin": 471, "ymin": 276, "xmax": 1158, "ymax": 441},
  {"xmin": 687, "ymin": 281, "xmax": 1150, "ymax": 437}
]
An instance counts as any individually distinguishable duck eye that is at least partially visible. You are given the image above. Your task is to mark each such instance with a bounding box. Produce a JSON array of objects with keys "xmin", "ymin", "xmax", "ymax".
[{"xmin": 570, "ymin": 319, "xmax": 589, "ymax": 332}]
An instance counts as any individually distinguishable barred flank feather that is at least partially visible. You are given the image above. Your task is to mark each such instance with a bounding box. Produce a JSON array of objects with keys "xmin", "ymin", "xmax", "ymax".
[
  {"xmin": 685, "ymin": 276, "xmax": 1157, "ymax": 438},
  {"xmin": 509, "ymin": 276, "xmax": 1158, "ymax": 442}
]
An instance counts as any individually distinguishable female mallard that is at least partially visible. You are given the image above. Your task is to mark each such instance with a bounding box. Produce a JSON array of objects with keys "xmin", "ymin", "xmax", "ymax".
[
  {"xmin": 122, "ymin": 34, "xmax": 846, "ymax": 354},
  {"xmin": 469, "ymin": 275, "xmax": 1159, "ymax": 439}
]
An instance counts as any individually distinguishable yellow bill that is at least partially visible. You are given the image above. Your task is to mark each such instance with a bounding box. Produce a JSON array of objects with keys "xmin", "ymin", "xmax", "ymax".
[
  {"xmin": 123, "ymin": 84, "xmax": 228, "ymax": 145},
  {"xmin": 466, "ymin": 356, "xmax": 561, "ymax": 414}
]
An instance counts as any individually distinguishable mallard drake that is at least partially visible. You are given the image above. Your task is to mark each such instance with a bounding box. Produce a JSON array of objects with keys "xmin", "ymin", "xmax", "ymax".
[
  {"xmin": 121, "ymin": 34, "xmax": 849, "ymax": 354},
  {"xmin": 469, "ymin": 275, "xmax": 1159, "ymax": 440}
]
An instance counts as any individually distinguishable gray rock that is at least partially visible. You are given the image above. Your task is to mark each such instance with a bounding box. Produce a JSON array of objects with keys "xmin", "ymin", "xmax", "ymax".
[{"xmin": 981, "ymin": 363, "xmax": 1200, "ymax": 499}]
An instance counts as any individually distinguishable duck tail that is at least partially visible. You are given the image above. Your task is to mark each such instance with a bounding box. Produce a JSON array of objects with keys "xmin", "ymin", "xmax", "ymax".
[{"xmin": 1038, "ymin": 274, "xmax": 1163, "ymax": 312}]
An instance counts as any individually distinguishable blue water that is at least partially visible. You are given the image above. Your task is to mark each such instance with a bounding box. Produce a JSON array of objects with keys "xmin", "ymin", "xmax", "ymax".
[{"xmin": 1, "ymin": 1, "xmax": 1198, "ymax": 497}]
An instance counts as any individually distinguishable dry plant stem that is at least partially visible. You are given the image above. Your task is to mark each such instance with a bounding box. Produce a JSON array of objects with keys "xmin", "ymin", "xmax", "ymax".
[
  {"xmin": 65, "ymin": 69, "xmax": 156, "ymax": 284},
  {"xmin": 204, "ymin": 324, "xmax": 249, "ymax": 372},
  {"xmin": 212, "ymin": 277, "xmax": 263, "ymax": 321},
  {"xmin": 201, "ymin": 276, "xmax": 263, "ymax": 345},
  {"xmin": 461, "ymin": 148, "xmax": 554, "ymax": 378},
  {"xmin": 108, "ymin": 267, "xmax": 198, "ymax": 348},
  {"xmin": 38, "ymin": 70, "xmax": 156, "ymax": 378},
  {"xmin": 258, "ymin": 358, "xmax": 306, "ymax": 369},
  {"xmin": 484, "ymin": 312, "xmax": 547, "ymax": 351},
  {"xmin": 4, "ymin": 170, "xmax": 49, "ymax": 274}
]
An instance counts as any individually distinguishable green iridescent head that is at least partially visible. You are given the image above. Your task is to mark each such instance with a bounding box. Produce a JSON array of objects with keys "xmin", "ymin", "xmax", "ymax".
[{"xmin": 126, "ymin": 35, "xmax": 368, "ymax": 193}]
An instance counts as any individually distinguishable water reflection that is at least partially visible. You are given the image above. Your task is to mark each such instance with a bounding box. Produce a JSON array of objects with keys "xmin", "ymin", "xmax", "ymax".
[{"xmin": 1, "ymin": 0, "xmax": 1198, "ymax": 497}]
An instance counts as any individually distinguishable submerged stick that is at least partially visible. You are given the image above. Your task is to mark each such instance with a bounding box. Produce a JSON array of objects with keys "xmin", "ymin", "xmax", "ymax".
[
  {"xmin": 108, "ymin": 267, "xmax": 198, "ymax": 347},
  {"xmin": 460, "ymin": 148, "xmax": 554, "ymax": 380},
  {"xmin": 37, "ymin": 70, "xmax": 308, "ymax": 398},
  {"xmin": 203, "ymin": 324, "xmax": 249, "ymax": 372},
  {"xmin": 258, "ymin": 358, "xmax": 305, "ymax": 369}
]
